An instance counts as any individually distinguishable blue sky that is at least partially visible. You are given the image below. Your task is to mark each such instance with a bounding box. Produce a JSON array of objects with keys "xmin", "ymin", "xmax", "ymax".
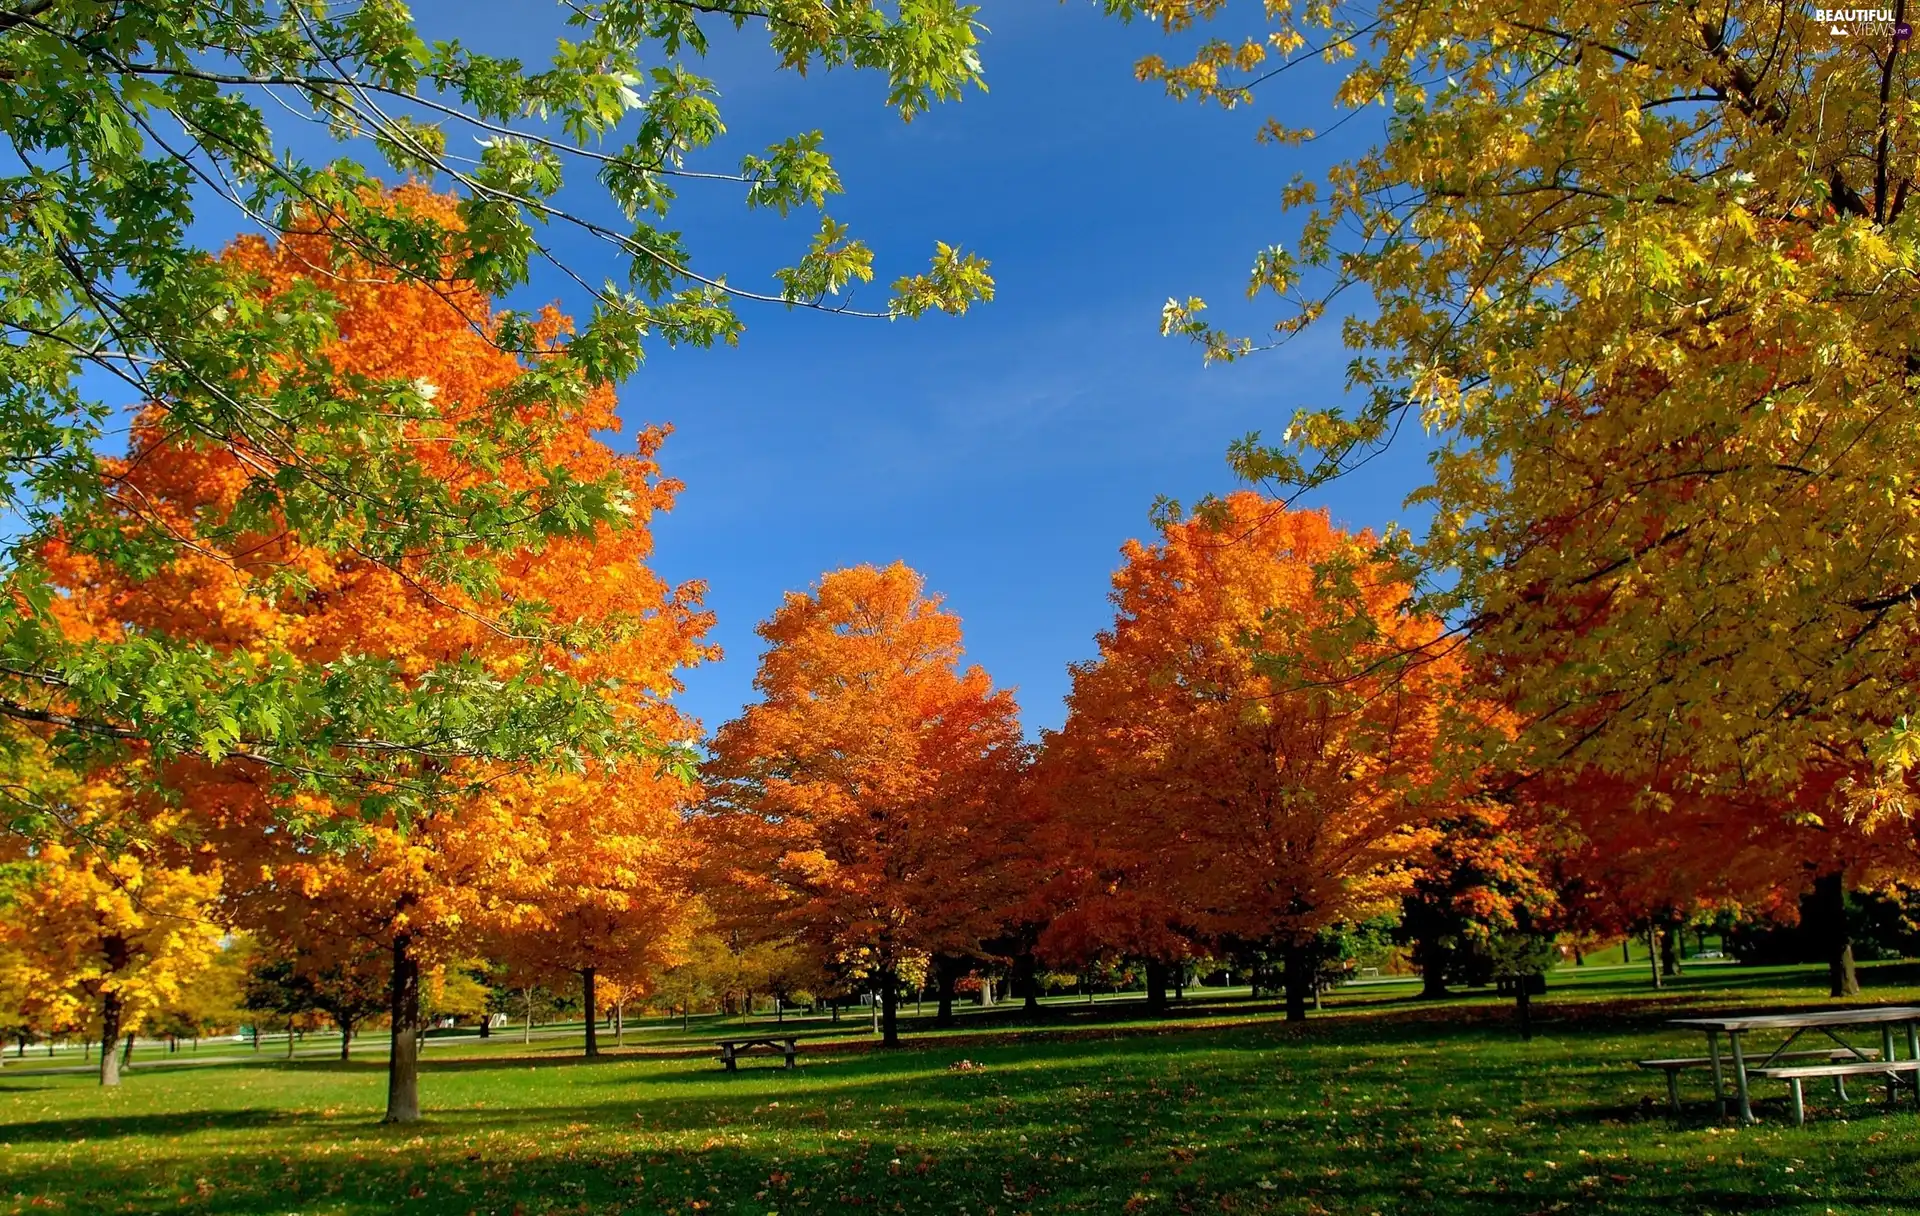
[{"xmin": 423, "ymin": 2, "xmax": 1430, "ymax": 736}]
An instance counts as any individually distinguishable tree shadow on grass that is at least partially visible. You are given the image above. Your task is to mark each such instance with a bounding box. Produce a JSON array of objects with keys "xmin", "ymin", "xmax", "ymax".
[{"xmin": 0, "ymin": 1107, "xmax": 290, "ymax": 1144}]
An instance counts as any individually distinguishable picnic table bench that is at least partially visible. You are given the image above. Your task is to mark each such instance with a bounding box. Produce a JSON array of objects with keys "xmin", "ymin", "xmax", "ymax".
[
  {"xmin": 1637, "ymin": 1049, "xmax": 1877, "ymax": 1113},
  {"xmin": 1660, "ymin": 1005, "xmax": 1920, "ymax": 1124},
  {"xmin": 1755, "ymin": 1058, "xmax": 1920, "ymax": 1125},
  {"xmin": 716, "ymin": 1036, "xmax": 797, "ymax": 1072}
]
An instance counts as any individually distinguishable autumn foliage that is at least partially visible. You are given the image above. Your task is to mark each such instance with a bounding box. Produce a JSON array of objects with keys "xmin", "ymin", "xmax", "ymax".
[
  {"xmin": 1035, "ymin": 495, "xmax": 1473, "ymax": 1017},
  {"xmin": 701, "ymin": 563, "xmax": 1026, "ymax": 1045},
  {"xmin": 34, "ymin": 188, "xmax": 710, "ymax": 1111}
]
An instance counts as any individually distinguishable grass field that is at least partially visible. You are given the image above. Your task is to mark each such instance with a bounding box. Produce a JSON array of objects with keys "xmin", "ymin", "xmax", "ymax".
[{"xmin": 6, "ymin": 961, "xmax": 1920, "ymax": 1215}]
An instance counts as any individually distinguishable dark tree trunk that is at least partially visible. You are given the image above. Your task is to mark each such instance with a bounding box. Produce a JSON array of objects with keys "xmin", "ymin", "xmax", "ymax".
[
  {"xmin": 1173, "ymin": 963, "xmax": 1185, "ymax": 1003},
  {"xmin": 384, "ymin": 931, "xmax": 422, "ymax": 1123},
  {"xmin": 477, "ymin": 1014, "xmax": 490, "ymax": 1039},
  {"xmin": 1659, "ymin": 921, "xmax": 1682, "ymax": 977},
  {"xmin": 1283, "ymin": 943, "xmax": 1312, "ymax": 1023},
  {"xmin": 933, "ymin": 955, "xmax": 960, "ymax": 1028},
  {"xmin": 98, "ymin": 992, "xmax": 124, "ymax": 1087},
  {"xmin": 879, "ymin": 968, "xmax": 901, "ymax": 1047},
  {"xmin": 1646, "ymin": 923, "xmax": 1662, "ymax": 989},
  {"xmin": 1621, "ymin": 939, "xmax": 1630, "ymax": 964},
  {"xmin": 285, "ymin": 1018, "xmax": 297, "ymax": 1057},
  {"xmin": 1145, "ymin": 960, "xmax": 1169, "ymax": 1014},
  {"xmin": 338, "ymin": 1018, "xmax": 354, "ymax": 1061},
  {"xmin": 1015, "ymin": 950, "xmax": 1041, "ymax": 1013},
  {"xmin": 581, "ymin": 967, "xmax": 600, "ymax": 1057},
  {"xmin": 1812, "ymin": 870, "xmax": 1861, "ymax": 996},
  {"xmin": 120, "ymin": 1033, "xmax": 134, "ymax": 1070},
  {"xmin": 1515, "ymin": 985, "xmax": 1533, "ymax": 1041},
  {"xmin": 1417, "ymin": 933, "xmax": 1452, "ymax": 999}
]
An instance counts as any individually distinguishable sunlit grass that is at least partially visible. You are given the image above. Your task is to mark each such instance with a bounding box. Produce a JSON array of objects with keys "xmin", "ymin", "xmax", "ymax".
[{"xmin": 4, "ymin": 961, "xmax": 1920, "ymax": 1214}]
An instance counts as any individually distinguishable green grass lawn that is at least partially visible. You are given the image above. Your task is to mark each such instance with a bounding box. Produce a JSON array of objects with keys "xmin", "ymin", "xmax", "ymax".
[{"xmin": 6, "ymin": 961, "xmax": 1920, "ymax": 1214}]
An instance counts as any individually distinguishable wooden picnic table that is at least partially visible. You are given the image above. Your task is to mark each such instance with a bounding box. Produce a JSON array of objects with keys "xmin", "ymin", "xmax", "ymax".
[
  {"xmin": 1667, "ymin": 1005, "xmax": 1920, "ymax": 1123},
  {"xmin": 716, "ymin": 1035, "xmax": 797, "ymax": 1072}
]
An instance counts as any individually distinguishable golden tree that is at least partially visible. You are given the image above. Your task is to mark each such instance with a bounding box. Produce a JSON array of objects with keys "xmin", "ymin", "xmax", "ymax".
[
  {"xmin": 0, "ymin": 766, "xmax": 222, "ymax": 1086},
  {"xmin": 1116, "ymin": 3, "xmax": 1920, "ymax": 815}
]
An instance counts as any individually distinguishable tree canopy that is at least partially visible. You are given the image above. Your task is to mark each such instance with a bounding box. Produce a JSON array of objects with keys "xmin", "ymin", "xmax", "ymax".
[
  {"xmin": 1116, "ymin": 1, "xmax": 1920, "ymax": 805},
  {"xmin": 0, "ymin": 0, "xmax": 991, "ymax": 811}
]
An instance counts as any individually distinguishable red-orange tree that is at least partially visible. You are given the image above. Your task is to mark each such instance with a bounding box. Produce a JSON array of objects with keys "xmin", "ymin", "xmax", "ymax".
[
  {"xmin": 46, "ymin": 188, "xmax": 713, "ymax": 1118},
  {"xmin": 700, "ymin": 563, "xmax": 1025, "ymax": 1046},
  {"xmin": 1038, "ymin": 494, "xmax": 1469, "ymax": 1019}
]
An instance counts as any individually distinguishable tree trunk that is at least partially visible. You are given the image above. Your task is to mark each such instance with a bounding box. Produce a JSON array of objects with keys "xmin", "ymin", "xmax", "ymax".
[
  {"xmin": 1515, "ymin": 984, "xmax": 1533, "ymax": 1042},
  {"xmin": 1016, "ymin": 950, "xmax": 1041, "ymax": 1013},
  {"xmin": 251, "ymin": 1022, "xmax": 260, "ymax": 1052},
  {"xmin": 286, "ymin": 1018, "xmax": 296, "ymax": 1057},
  {"xmin": 1621, "ymin": 938, "xmax": 1630, "ymax": 964},
  {"xmin": 879, "ymin": 968, "xmax": 901, "ymax": 1047},
  {"xmin": 524, "ymin": 988, "xmax": 533, "ymax": 1044},
  {"xmin": 1418, "ymin": 933, "xmax": 1452, "ymax": 999},
  {"xmin": 683, "ymin": 1004, "xmax": 691, "ymax": 1030},
  {"xmin": 1659, "ymin": 921, "xmax": 1682, "ymax": 977},
  {"xmin": 384, "ymin": 931, "xmax": 423, "ymax": 1123},
  {"xmin": 98, "ymin": 992, "xmax": 124, "ymax": 1087},
  {"xmin": 1174, "ymin": 963, "xmax": 1185, "ymax": 1004},
  {"xmin": 1145, "ymin": 960, "xmax": 1169, "ymax": 1014},
  {"xmin": 933, "ymin": 955, "xmax": 960, "ymax": 1028},
  {"xmin": 1646, "ymin": 923, "xmax": 1662, "ymax": 990},
  {"xmin": 581, "ymin": 967, "xmax": 600, "ymax": 1057},
  {"xmin": 1283, "ymin": 943, "xmax": 1312, "ymax": 1023},
  {"xmin": 478, "ymin": 1013, "xmax": 491, "ymax": 1039},
  {"xmin": 616, "ymin": 1000, "xmax": 625, "ymax": 1047},
  {"xmin": 1812, "ymin": 870, "xmax": 1861, "ymax": 997},
  {"xmin": 120, "ymin": 1032, "xmax": 134, "ymax": 1070},
  {"xmin": 338, "ymin": 1018, "xmax": 354, "ymax": 1061}
]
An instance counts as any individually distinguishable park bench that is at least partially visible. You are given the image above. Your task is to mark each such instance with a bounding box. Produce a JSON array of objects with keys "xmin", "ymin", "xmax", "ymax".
[
  {"xmin": 1752, "ymin": 1058, "xmax": 1920, "ymax": 1125},
  {"xmin": 716, "ymin": 1036, "xmax": 797, "ymax": 1073},
  {"xmin": 1636, "ymin": 1049, "xmax": 1877, "ymax": 1113}
]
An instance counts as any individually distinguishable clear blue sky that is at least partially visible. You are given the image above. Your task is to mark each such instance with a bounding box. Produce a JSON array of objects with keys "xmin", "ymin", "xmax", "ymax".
[{"xmin": 417, "ymin": 2, "xmax": 1428, "ymax": 736}]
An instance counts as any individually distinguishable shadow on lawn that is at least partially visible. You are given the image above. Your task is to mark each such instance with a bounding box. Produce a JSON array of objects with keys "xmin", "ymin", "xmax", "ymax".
[{"xmin": 0, "ymin": 1107, "xmax": 290, "ymax": 1144}]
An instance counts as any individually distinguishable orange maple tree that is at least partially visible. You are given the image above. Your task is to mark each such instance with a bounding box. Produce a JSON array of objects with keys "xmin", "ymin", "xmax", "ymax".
[
  {"xmin": 1037, "ymin": 494, "xmax": 1470, "ymax": 1019},
  {"xmin": 479, "ymin": 767, "xmax": 702, "ymax": 1057},
  {"xmin": 700, "ymin": 563, "xmax": 1025, "ymax": 1046},
  {"xmin": 44, "ymin": 187, "xmax": 713, "ymax": 1117}
]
